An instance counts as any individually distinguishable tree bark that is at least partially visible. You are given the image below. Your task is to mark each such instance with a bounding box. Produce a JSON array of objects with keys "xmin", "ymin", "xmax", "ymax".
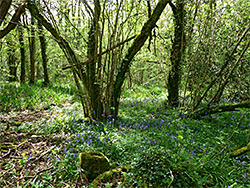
[
  {"xmin": 38, "ymin": 21, "xmax": 49, "ymax": 85},
  {"xmin": 85, "ymin": 0, "xmax": 102, "ymax": 119},
  {"xmin": 7, "ymin": 47, "xmax": 18, "ymax": 82},
  {"xmin": 29, "ymin": 16, "xmax": 36, "ymax": 84},
  {"xmin": 167, "ymin": 0, "xmax": 186, "ymax": 107},
  {"xmin": 6, "ymin": 40, "xmax": 18, "ymax": 82},
  {"xmin": 18, "ymin": 25, "xmax": 26, "ymax": 83},
  {"xmin": 0, "ymin": 0, "xmax": 12, "ymax": 26}
]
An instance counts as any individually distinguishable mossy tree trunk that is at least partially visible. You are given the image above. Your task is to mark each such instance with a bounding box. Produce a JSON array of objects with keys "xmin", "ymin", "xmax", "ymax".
[{"xmin": 167, "ymin": 0, "xmax": 186, "ymax": 107}]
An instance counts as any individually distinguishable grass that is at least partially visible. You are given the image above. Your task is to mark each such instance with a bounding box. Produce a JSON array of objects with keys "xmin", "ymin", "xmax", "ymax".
[
  {"xmin": 0, "ymin": 81, "xmax": 78, "ymax": 112},
  {"xmin": 0, "ymin": 82, "xmax": 249, "ymax": 187}
]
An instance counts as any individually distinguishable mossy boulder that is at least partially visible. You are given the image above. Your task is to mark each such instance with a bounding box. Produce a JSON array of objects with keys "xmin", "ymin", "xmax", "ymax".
[
  {"xmin": 79, "ymin": 151, "xmax": 110, "ymax": 179},
  {"xmin": 92, "ymin": 168, "xmax": 122, "ymax": 187}
]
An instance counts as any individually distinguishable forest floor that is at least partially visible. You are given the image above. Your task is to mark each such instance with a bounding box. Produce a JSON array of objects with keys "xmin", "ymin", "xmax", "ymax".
[{"xmin": 0, "ymin": 83, "xmax": 249, "ymax": 187}]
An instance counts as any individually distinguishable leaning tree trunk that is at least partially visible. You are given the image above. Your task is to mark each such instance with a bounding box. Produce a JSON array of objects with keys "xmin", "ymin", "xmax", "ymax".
[
  {"xmin": 167, "ymin": 0, "xmax": 186, "ymax": 107},
  {"xmin": 0, "ymin": 2, "xmax": 24, "ymax": 39},
  {"xmin": 111, "ymin": 0, "xmax": 171, "ymax": 116},
  {"xmin": 0, "ymin": 0, "xmax": 12, "ymax": 27}
]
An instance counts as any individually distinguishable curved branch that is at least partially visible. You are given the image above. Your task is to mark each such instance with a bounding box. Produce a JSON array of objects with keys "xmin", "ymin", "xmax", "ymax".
[
  {"xmin": 168, "ymin": 1, "xmax": 177, "ymax": 15},
  {"xmin": 0, "ymin": 0, "xmax": 12, "ymax": 26},
  {"xmin": 0, "ymin": 4, "xmax": 24, "ymax": 39}
]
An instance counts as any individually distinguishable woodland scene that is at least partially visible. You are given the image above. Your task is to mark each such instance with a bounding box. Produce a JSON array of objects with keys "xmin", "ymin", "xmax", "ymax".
[{"xmin": 0, "ymin": 0, "xmax": 249, "ymax": 187}]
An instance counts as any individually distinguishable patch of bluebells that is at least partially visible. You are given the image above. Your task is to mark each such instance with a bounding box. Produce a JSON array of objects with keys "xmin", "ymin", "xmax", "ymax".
[{"xmin": 47, "ymin": 102, "xmax": 250, "ymax": 187}]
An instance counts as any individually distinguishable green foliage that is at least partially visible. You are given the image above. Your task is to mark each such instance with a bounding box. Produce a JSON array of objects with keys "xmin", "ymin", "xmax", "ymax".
[
  {"xmin": 0, "ymin": 82, "xmax": 78, "ymax": 112},
  {"xmin": 126, "ymin": 146, "xmax": 172, "ymax": 187},
  {"xmin": 1, "ymin": 84, "xmax": 250, "ymax": 187}
]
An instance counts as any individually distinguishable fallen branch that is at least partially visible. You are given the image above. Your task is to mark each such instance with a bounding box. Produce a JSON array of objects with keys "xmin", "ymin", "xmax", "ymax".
[
  {"xmin": 190, "ymin": 101, "xmax": 250, "ymax": 118},
  {"xmin": 26, "ymin": 166, "xmax": 54, "ymax": 186},
  {"xmin": 230, "ymin": 142, "xmax": 250, "ymax": 158},
  {"xmin": 29, "ymin": 145, "xmax": 56, "ymax": 164}
]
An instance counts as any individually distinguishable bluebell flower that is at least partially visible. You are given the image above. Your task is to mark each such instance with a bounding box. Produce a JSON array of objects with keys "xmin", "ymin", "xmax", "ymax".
[{"xmin": 242, "ymin": 173, "xmax": 248, "ymax": 179}]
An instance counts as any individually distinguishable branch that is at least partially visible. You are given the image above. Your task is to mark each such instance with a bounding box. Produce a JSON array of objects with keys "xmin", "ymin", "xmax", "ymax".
[
  {"xmin": 168, "ymin": 1, "xmax": 177, "ymax": 15},
  {"xmin": 230, "ymin": 142, "xmax": 250, "ymax": 158},
  {"xmin": 0, "ymin": 4, "xmax": 24, "ymax": 39},
  {"xmin": 0, "ymin": 0, "xmax": 12, "ymax": 26},
  {"xmin": 62, "ymin": 35, "xmax": 136, "ymax": 70},
  {"xmin": 190, "ymin": 101, "xmax": 250, "ymax": 118},
  {"xmin": 193, "ymin": 21, "xmax": 250, "ymax": 110}
]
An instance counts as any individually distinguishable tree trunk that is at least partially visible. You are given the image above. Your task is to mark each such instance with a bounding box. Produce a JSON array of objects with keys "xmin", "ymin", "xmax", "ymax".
[
  {"xmin": 38, "ymin": 21, "xmax": 49, "ymax": 85},
  {"xmin": 85, "ymin": 0, "xmax": 102, "ymax": 120},
  {"xmin": 18, "ymin": 25, "xmax": 26, "ymax": 83},
  {"xmin": 26, "ymin": 0, "xmax": 171, "ymax": 120},
  {"xmin": 7, "ymin": 43, "xmax": 18, "ymax": 82},
  {"xmin": 29, "ymin": 16, "xmax": 36, "ymax": 84},
  {"xmin": 167, "ymin": 0, "xmax": 186, "ymax": 107}
]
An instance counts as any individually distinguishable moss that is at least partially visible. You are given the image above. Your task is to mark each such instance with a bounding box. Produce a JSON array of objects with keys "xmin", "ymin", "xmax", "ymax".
[
  {"xmin": 230, "ymin": 142, "xmax": 250, "ymax": 157},
  {"xmin": 79, "ymin": 151, "xmax": 110, "ymax": 179},
  {"xmin": 91, "ymin": 168, "xmax": 122, "ymax": 187}
]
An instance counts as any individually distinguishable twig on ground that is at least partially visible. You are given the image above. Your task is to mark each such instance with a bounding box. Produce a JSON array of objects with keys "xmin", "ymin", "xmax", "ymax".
[
  {"xmin": 167, "ymin": 168, "xmax": 174, "ymax": 188},
  {"xmin": 29, "ymin": 145, "xmax": 56, "ymax": 164},
  {"xmin": 26, "ymin": 166, "xmax": 54, "ymax": 186},
  {"xmin": 1, "ymin": 162, "xmax": 15, "ymax": 177}
]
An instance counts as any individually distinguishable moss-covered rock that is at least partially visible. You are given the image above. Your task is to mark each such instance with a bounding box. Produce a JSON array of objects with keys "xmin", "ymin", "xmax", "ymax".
[
  {"xmin": 79, "ymin": 151, "xmax": 110, "ymax": 179},
  {"xmin": 92, "ymin": 168, "xmax": 122, "ymax": 187}
]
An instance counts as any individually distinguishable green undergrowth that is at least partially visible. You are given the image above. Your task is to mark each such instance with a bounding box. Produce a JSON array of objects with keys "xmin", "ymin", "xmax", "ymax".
[
  {"xmin": 0, "ymin": 81, "xmax": 78, "ymax": 112},
  {"xmin": 0, "ymin": 83, "xmax": 249, "ymax": 187}
]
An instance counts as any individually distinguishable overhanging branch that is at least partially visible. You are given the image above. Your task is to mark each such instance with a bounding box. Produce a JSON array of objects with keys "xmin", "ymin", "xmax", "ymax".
[{"xmin": 0, "ymin": 4, "xmax": 24, "ymax": 39}]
